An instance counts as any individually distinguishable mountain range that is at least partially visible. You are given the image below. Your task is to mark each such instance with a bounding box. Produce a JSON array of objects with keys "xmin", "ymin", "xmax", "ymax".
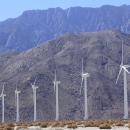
[
  {"xmin": 0, "ymin": 5, "xmax": 130, "ymax": 52},
  {"xmin": 0, "ymin": 29, "xmax": 130, "ymax": 122}
]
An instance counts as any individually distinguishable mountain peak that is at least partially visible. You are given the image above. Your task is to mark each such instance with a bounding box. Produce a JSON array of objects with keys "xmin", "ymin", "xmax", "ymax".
[{"xmin": 0, "ymin": 5, "xmax": 130, "ymax": 53}]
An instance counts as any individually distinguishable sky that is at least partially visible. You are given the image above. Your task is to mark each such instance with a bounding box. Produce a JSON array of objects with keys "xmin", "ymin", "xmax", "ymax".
[{"xmin": 0, "ymin": 0, "xmax": 130, "ymax": 21}]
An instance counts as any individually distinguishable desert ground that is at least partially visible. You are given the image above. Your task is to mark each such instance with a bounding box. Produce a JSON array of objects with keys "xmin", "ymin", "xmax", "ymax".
[{"xmin": 1, "ymin": 119, "xmax": 130, "ymax": 130}]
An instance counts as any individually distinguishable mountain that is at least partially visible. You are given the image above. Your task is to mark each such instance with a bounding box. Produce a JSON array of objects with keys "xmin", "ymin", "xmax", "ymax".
[
  {"xmin": 0, "ymin": 29, "xmax": 130, "ymax": 122},
  {"xmin": 0, "ymin": 5, "xmax": 130, "ymax": 52}
]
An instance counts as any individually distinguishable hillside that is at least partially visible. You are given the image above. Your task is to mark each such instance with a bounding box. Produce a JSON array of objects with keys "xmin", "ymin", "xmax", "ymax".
[
  {"xmin": 0, "ymin": 29, "xmax": 130, "ymax": 122},
  {"xmin": 0, "ymin": 5, "xmax": 130, "ymax": 52}
]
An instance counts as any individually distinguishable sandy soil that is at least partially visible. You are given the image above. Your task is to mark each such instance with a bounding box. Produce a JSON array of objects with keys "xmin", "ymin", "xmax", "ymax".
[
  {"xmin": 13, "ymin": 124, "xmax": 130, "ymax": 130},
  {"xmin": 26, "ymin": 126, "xmax": 129, "ymax": 130}
]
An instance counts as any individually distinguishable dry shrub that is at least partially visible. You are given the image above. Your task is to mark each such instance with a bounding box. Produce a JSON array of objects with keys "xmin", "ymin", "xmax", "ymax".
[
  {"xmin": 84, "ymin": 121, "xmax": 99, "ymax": 127},
  {"xmin": 59, "ymin": 121, "xmax": 67, "ymax": 126},
  {"xmin": 3, "ymin": 126, "xmax": 13, "ymax": 130},
  {"xmin": 93, "ymin": 122, "xmax": 100, "ymax": 127},
  {"xmin": 51, "ymin": 122, "xmax": 60, "ymax": 127},
  {"xmin": 58, "ymin": 122, "xmax": 66, "ymax": 127},
  {"xmin": 65, "ymin": 121, "xmax": 74, "ymax": 125},
  {"xmin": 22, "ymin": 123, "xmax": 28, "ymax": 126},
  {"xmin": 67, "ymin": 124, "xmax": 77, "ymax": 129},
  {"xmin": 33, "ymin": 122, "xmax": 40, "ymax": 126},
  {"xmin": 36, "ymin": 122, "xmax": 41, "ymax": 126},
  {"xmin": 94, "ymin": 119, "xmax": 109, "ymax": 125},
  {"xmin": 124, "ymin": 120, "xmax": 128, "ymax": 124},
  {"xmin": 15, "ymin": 123, "xmax": 22, "ymax": 126},
  {"xmin": 75, "ymin": 121, "xmax": 82, "ymax": 125},
  {"xmin": 128, "ymin": 124, "xmax": 130, "ymax": 128},
  {"xmin": 128, "ymin": 119, "xmax": 130, "ymax": 124},
  {"xmin": 115, "ymin": 121, "xmax": 124, "ymax": 126},
  {"xmin": 109, "ymin": 119, "xmax": 116, "ymax": 125},
  {"xmin": 16, "ymin": 127, "xmax": 22, "ymax": 130},
  {"xmin": 47, "ymin": 122, "xmax": 52, "ymax": 126},
  {"xmin": 99, "ymin": 124, "xmax": 111, "ymax": 129},
  {"xmin": 27, "ymin": 123, "xmax": 33, "ymax": 127},
  {"xmin": 20, "ymin": 125, "xmax": 27, "ymax": 129},
  {"xmin": 0, "ymin": 125, "xmax": 5, "ymax": 128},
  {"xmin": 5, "ymin": 123, "xmax": 15, "ymax": 127},
  {"xmin": 50, "ymin": 121, "xmax": 68, "ymax": 127},
  {"xmin": 40, "ymin": 122, "xmax": 49, "ymax": 128},
  {"xmin": 84, "ymin": 122, "xmax": 93, "ymax": 127}
]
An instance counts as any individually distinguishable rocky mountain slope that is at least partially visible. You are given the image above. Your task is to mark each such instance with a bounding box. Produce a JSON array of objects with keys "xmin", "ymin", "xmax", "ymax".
[
  {"xmin": 0, "ymin": 29, "xmax": 130, "ymax": 122},
  {"xmin": 0, "ymin": 5, "xmax": 130, "ymax": 52}
]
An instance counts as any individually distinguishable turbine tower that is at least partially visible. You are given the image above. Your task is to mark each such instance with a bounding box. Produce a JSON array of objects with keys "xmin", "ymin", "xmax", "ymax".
[
  {"xmin": 80, "ymin": 58, "xmax": 90, "ymax": 120},
  {"xmin": 53, "ymin": 69, "xmax": 61, "ymax": 121},
  {"xmin": 15, "ymin": 83, "xmax": 20, "ymax": 122},
  {"xmin": 30, "ymin": 78, "xmax": 38, "ymax": 122},
  {"xmin": 0, "ymin": 83, "xmax": 6, "ymax": 123},
  {"xmin": 116, "ymin": 41, "xmax": 130, "ymax": 119}
]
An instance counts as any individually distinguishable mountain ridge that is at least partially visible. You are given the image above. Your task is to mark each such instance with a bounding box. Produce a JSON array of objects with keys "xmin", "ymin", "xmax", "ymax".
[
  {"xmin": 0, "ymin": 5, "xmax": 130, "ymax": 52},
  {"xmin": 0, "ymin": 29, "xmax": 130, "ymax": 121}
]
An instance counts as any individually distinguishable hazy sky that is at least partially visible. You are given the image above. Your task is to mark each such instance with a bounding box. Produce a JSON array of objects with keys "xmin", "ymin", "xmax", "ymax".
[{"xmin": 0, "ymin": 0, "xmax": 130, "ymax": 21}]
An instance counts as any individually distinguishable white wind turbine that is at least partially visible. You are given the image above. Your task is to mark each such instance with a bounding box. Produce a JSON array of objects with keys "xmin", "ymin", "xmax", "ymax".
[
  {"xmin": 0, "ymin": 83, "xmax": 6, "ymax": 123},
  {"xmin": 30, "ymin": 78, "xmax": 38, "ymax": 122},
  {"xmin": 15, "ymin": 83, "xmax": 20, "ymax": 122},
  {"xmin": 53, "ymin": 69, "xmax": 61, "ymax": 121},
  {"xmin": 80, "ymin": 58, "xmax": 90, "ymax": 120},
  {"xmin": 116, "ymin": 41, "xmax": 130, "ymax": 119}
]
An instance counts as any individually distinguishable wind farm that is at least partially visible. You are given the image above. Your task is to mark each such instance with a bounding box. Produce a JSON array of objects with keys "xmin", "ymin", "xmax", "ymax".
[
  {"xmin": 1, "ymin": 1, "xmax": 130, "ymax": 130},
  {"xmin": 0, "ymin": 29, "xmax": 130, "ymax": 126}
]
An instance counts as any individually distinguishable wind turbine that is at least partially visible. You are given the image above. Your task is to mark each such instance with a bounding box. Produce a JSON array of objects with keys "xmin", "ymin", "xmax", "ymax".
[
  {"xmin": 30, "ymin": 78, "xmax": 38, "ymax": 122},
  {"xmin": 53, "ymin": 69, "xmax": 61, "ymax": 121},
  {"xmin": 80, "ymin": 58, "xmax": 90, "ymax": 120},
  {"xmin": 116, "ymin": 41, "xmax": 130, "ymax": 119},
  {"xmin": 15, "ymin": 83, "xmax": 20, "ymax": 122},
  {"xmin": 0, "ymin": 83, "xmax": 6, "ymax": 123}
]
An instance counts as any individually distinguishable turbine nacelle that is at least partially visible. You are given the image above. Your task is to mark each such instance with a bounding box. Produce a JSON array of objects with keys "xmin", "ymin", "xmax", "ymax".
[
  {"xmin": 82, "ymin": 73, "xmax": 90, "ymax": 78},
  {"xmin": 0, "ymin": 94, "xmax": 6, "ymax": 97},
  {"xmin": 32, "ymin": 86, "xmax": 38, "ymax": 93},
  {"xmin": 15, "ymin": 91, "xmax": 21, "ymax": 94},
  {"xmin": 116, "ymin": 65, "xmax": 130, "ymax": 84},
  {"xmin": 53, "ymin": 81, "xmax": 56, "ymax": 85},
  {"xmin": 32, "ymin": 86, "xmax": 38, "ymax": 89},
  {"xmin": 0, "ymin": 83, "xmax": 6, "ymax": 97},
  {"xmin": 56, "ymin": 81, "xmax": 61, "ymax": 85}
]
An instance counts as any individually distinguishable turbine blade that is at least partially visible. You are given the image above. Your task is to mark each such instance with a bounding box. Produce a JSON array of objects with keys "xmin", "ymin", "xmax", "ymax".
[
  {"xmin": 82, "ymin": 58, "xmax": 84, "ymax": 74},
  {"xmin": 2, "ymin": 83, "xmax": 5, "ymax": 95},
  {"xmin": 54, "ymin": 83, "xmax": 56, "ymax": 93},
  {"xmin": 34, "ymin": 78, "xmax": 37, "ymax": 86},
  {"xmin": 80, "ymin": 76, "xmax": 84, "ymax": 95},
  {"xmin": 53, "ymin": 69, "xmax": 56, "ymax": 93},
  {"xmin": 121, "ymin": 41, "xmax": 124, "ymax": 65},
  {"xmin": 124, "ymin": 65, "xmax": 130, "ymax": 68},
  {"xmin": 30, "ymin": 82, "xmax": 33, "ymax": 87},
  {"xmin": 54, "ymin": 69, "xmax": 56, "ymax": 82},
  {"xmin": 122, "ymin": 66, "xmax": 130, "ymax": 73},
  {"xmin": 15, "ymin": 93, "xmax": 17, "ymax": 107},
  {"xmin": 80, "ymin": 58, "xmax": 84, "ymax": 95},
  {"xmin": 33, "ymin": 88, "xmax": 35, "ymax": 103},
  {"xmin": 16, "ymin": 82, "xmax": 17, "ymax": 91},
  {"xmin": 116, "ymin": 67, "xmax": 122, "ymax": 84}
]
